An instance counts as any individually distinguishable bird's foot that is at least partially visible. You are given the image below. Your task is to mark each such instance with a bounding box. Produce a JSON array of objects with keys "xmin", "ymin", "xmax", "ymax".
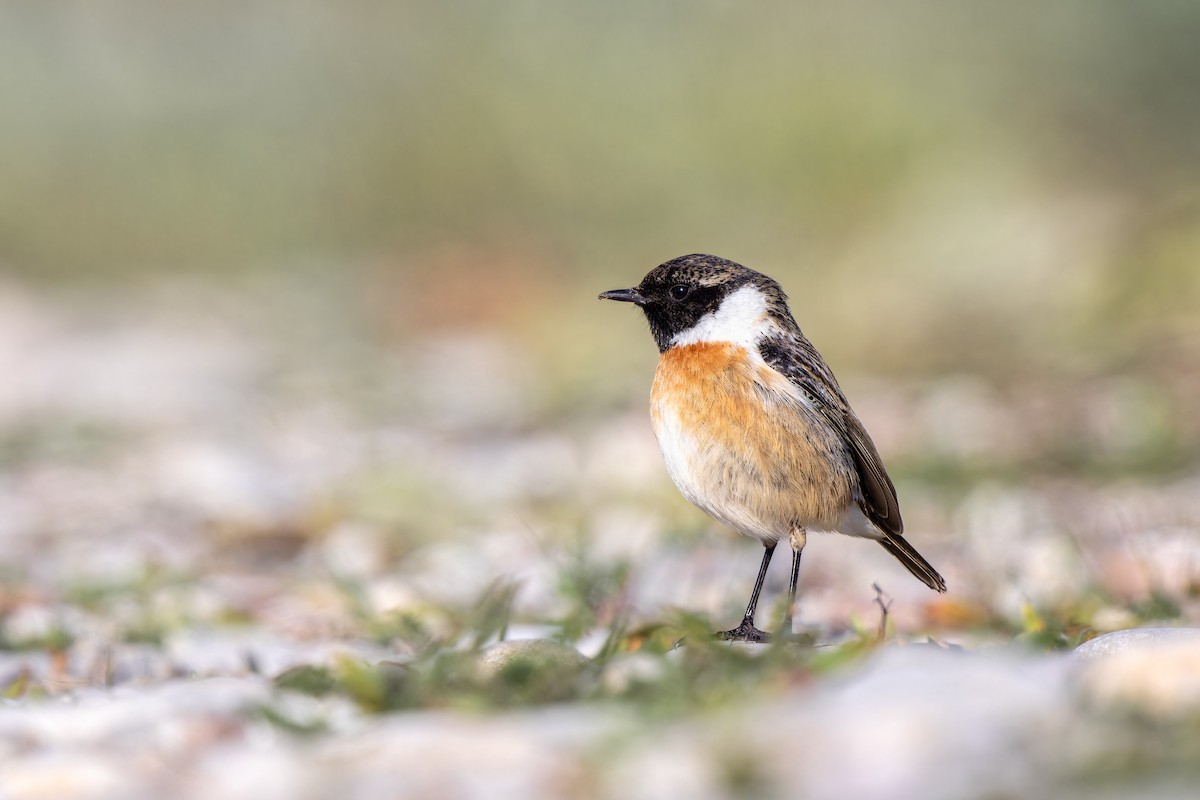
[{"xmin": 714, "ymin": 620, "xmax": 772, "ymax": 643}]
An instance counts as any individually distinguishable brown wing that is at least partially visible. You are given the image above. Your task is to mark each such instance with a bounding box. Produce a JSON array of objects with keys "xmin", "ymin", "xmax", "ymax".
[
  {"xmin": 758, "ymin": 334, "xmax": 902, "ymax": 535},
  {"xmin": 760, "ymin": 333, "xmax": 946, "ymax": 592},
  {"xmin": 843, "ymin": 411, "xmax": 903, "ymax": 535}
]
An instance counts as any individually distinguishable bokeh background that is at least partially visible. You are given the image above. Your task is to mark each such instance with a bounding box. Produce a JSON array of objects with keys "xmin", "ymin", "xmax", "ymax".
[{"xmin": 2, "ymin": 3, "xmax": 1200, "ymax": 798}]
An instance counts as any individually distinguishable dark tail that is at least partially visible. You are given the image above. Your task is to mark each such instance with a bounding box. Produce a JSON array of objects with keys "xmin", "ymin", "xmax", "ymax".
[{"xmin": 879, "ymin": 534, "xmax": 946, "ymax": 593}]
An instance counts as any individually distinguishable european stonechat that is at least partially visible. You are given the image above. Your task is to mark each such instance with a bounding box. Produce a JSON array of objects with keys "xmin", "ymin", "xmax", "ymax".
[{"xmin": 601, "ymin": 254, "xmax": 946, "ymax": 642}]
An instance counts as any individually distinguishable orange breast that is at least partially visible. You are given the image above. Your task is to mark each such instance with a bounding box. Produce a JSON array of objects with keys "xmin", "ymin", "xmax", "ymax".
[{"xmin": 650, "ymin": 342, "xmax": 855, "ymax": 539}]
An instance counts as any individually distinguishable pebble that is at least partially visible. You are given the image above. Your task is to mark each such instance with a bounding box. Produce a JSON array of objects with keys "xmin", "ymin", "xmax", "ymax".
[
  {"xmin": 1074, "ymin": 627, "xmax": 1200, "ymax": 718},
  {"xmin": 476, "ymin": 639, "xmax": 588, "ymax": 677},
  {"xmin": 1073, "ymin": 627, "xmax": 1200, "ymax": 658}
]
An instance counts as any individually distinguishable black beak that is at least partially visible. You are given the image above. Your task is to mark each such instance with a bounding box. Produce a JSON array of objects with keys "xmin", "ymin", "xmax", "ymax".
[{"xmin": 598, "ymin": 288, "xmax": 648, "ymax": 306}]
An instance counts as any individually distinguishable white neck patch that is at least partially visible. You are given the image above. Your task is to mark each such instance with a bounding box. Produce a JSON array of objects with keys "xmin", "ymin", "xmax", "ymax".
[{"xmin": 670, "ymin": 283, "xmax": 771, "ymax": 349}]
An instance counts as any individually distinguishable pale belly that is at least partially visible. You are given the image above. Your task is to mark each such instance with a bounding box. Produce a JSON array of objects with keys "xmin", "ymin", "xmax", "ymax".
[{"xmin": 649, "ymin": 342, "xmax": 863, "ymax": 543}]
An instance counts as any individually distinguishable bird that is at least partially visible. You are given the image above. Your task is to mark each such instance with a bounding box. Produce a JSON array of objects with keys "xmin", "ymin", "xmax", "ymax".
[{"xmin": 599, "ymin": 254, "xmax": 946, "ymax": 642}]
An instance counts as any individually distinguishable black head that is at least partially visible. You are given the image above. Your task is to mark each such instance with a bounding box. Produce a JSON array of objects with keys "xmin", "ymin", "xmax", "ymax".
[{"xmin": 599, "ymin": 254, "xmax": 794, "ymax": 352}]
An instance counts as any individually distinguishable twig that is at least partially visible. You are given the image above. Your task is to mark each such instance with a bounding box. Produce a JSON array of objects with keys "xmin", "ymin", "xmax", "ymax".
[{"xmin": 872, "ymin": 582, "xmax": 893, "ymax": 642}]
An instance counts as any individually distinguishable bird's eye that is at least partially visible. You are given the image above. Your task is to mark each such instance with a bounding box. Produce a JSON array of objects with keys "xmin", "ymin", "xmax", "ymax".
[{"xmin": 670, "ymin": 284, "xmax": 690, "ymax": 301}]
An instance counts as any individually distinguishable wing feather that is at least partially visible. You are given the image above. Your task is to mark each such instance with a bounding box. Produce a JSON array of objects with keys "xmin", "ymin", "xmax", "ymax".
[
  {"xmin": 843, "ymin": 412, "xmax": 903, "ymax": 535},
  {"xmin": 758, "ymin": 334, "xmax": 903, "ymax": 536}
]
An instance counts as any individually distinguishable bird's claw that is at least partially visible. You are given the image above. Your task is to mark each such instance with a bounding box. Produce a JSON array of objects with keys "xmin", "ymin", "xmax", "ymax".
[{"xmin": 714, "ymin": 620, "xmax": 772, "ymax": 643}]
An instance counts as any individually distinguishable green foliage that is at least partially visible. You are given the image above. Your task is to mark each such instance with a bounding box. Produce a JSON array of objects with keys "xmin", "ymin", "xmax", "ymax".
[
  {"xmin": 553, "ymin": 554, "xmax": 631, "ymax": 643},
  {"xmin": 1129, "ymin": 592, "xmax": 1182, "ymax": 622},
  {"xmin": 0, "ymin": 618, "xmax": 75, "ymax": 654},
  {"xmin": 250, "ymin": 702, "xmax": 330, "ymax": 737},
  {"xmin": 0, "ymin": 419, "xmax": 129, "ymax": 469},
  {"xmin": 269, "ymin": 581, "xmax": 895, "ymax": 717},
  {"xmin": 1015, "ymin": 602, "xmax": 1079, "ymax": 651},
  {"xmin": 274, "ymin": 664, "xmax": 339, "ymax": 698}
]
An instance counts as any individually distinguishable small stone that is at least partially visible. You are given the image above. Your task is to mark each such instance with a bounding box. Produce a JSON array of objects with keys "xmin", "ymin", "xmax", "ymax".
[
  {"xmin": 477, "ymin": 640, "xmax": 588, "ymax": 678},
  {"xmin": 474, "ymin": 640, "xmax": 589, "ymax": 705},
  {"xmin": 1073, "ymin": 627, "xmax": 1200, "ymax": 658},
  {"xmin": 1075, "ymin": 629, "xmax": 1200, "ymax": 717},
  {"xmin": 0, "ymin": 753, "xmax": 132, "ymax": 800}
]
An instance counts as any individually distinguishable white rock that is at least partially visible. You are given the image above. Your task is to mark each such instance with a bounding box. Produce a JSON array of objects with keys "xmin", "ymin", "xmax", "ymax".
[
  {"xmin": 187, "ymin": 743, "xmax": 313, "ymax": 800},
  {"xmin": 314, "ymin": 710, "xmax": 601, "ymax": 800},
  {"xmin": 1073, "ymin": 627, "xmax": 1200, "ymax": 658},
  {"xmin": 0, "ymin": 752, "xmax": 135, "ymax": 800},
  {"xmin": 1074, "ymin": 628, "xmax": 1200, "ymax": 717},
  {"xmin": 629, "ymin": 646, "xmax": 1075, "ymax": 800},
  {"xmin": 477, "ymin": 640, "xmax": 587, "ymax": 677}
]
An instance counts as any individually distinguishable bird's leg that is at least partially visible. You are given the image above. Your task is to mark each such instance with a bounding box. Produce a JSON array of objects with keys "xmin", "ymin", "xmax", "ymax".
[
  {"xmin": 716, "ymin": 543, "xmax": 776, "ymax": 643},
  {"xmin": 780, "ymin": 547, "xmax": 803, "ymax": 636},
  {"xmin": 781, "ymin": 529, "xmax": 807, "ymax": 637}
]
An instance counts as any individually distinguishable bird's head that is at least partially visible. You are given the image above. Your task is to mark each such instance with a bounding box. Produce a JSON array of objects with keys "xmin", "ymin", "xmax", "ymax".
[{"xmin": 600, "ymin": 254, "xmax": 795, "ymax": 353}]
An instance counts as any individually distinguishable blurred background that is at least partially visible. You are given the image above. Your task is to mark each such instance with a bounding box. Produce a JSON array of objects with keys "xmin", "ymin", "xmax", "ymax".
[
  {"xmin": 2, "ymin": 0, "xmax": 1200, "ymax": 746},
  {"xmin": 3, "ymin": 2, "xmax": 1200, "ymax": 796}
]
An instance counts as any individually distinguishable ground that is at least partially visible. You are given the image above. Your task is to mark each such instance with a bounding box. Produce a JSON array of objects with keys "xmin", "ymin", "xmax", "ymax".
[{"xmin": 1, "ymin": 276, "xmax": 1199, "ymax": 799}]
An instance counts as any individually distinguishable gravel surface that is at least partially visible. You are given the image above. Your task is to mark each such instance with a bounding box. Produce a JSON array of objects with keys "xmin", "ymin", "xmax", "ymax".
[{"xmin": 2, "ymin": 279, "xmax": 1199, "ymax": 798}]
